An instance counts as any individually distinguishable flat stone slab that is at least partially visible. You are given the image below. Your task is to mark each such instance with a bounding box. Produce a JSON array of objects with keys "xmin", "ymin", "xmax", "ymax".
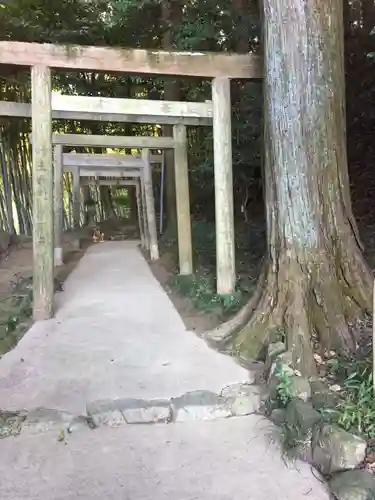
[
  {"xmin": 221, "ymin": 383, "xmax": 263, "ymax": 416},
  {"xmin": 86, "ymin": 399, "xmax": 125, "ymax": 428},
  {"xmin": 0, "ymin": 383, "xmax": 265, "ymax": 439},
  {"xmin": 118, "ymin": 398, "xmax": 172, "ymax": 424},
  {"xmin": 329, "ymin": 470, "xmax": 375, "ymax": 500},
  {"xmin": 87, "ymin": 398, "xmax": 172, "ymax": 426},
  {"xmin": 312, "ymin": 424, "xmax": 366, "ymax": 475},
  {"xmin": 84, "ymin": 384, "xmax": 262, "ymax": 429},
  {"xmin": 171, "ymin": 390, "xmax": 231, "ymax": 422}
]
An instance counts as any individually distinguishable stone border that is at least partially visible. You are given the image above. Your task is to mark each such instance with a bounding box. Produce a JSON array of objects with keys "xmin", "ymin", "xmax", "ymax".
[
  {"xmin": 0, "ymin": 383, "xmax": 264, "ymax": 439},
  {"xmin": 265, "ymin": 344, "xmax": 375, "ymax": 499}
]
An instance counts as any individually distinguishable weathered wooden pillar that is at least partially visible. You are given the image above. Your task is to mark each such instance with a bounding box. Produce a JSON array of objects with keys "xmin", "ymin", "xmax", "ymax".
[
  {"xmin": 72, "ymin": 166, "xmax": 81, "ymax": 228},
  {"xmin": 140, "ymin": 170, "xmax": 149, "ymax": 250},
  {"xmin": 53, "ymin": 144, "xmax": 63, "ymax": 266},
  {"xmin": 31, "ymin": 65, "xmax": 53, "ymax": 320},
  {"xmin": 212, "ymin": 77, "xmax": 236, "ymax": 295},
  {"xmin": 141, "ymin": 149, "xmax": 159, "ymax": 260},
  {"xmin": 135, "ymin": 181, "xmax": 146, "ymax": 248},
  {"xmin": 173, "ymin": 124, "xmax": 193, "ymax": 275},
  {"xmin": 373, "ymin": 278, "xmax": 375, "ymax": 396}
]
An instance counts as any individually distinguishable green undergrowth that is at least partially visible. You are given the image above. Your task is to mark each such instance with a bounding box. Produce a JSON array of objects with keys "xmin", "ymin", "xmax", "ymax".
[
  {"xmin": 274, "ymin": 366, "xmax": 294, "ymax": 407},
  {"xmin": 272, "ymin": 349, "xmax": 375, "ymax": 446},
  {"xmin": 0, "ymin": 275, "xmax": 33, "ymax": 355},
  {"xmin": 322, "ymin": 355, "xmax": 375, "ymax": 441},
  {"xmin": 169, "ymin": 272, "xmax": 246, "ymax": 316},
  {"xmin": 266, "ymin": 345, "xmax": 375, "ymax": 461},
  {"xmin": 163, "ymin": 218, "xmax": 262, "ymax": 318}
]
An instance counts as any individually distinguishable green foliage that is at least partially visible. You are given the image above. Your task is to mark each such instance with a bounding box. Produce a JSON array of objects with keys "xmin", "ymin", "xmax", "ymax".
[
  {"xmin": 112, "ymin": 195, "xmax": 129, "ymax": 207},
  {"xmin": 276, "ymin": 421, "xmax": 307, "ymax": 463},
  {"xmin": 192, "ymin": 220, "xmax": 216, "ymax": 256},
  {"xmin": 187, "ymin": 81, "xmax": 263, "ymax": 218},
  {"xmin": 337, "ymin": 370, "xmax": 375, "ymax": 437},
  {"xmin": 165, "ymin": 218, "xmax": 258, "ymax": 318},
  {"xmin": 0, "ymin": 0, "xmax": 109, "ymax": 45},
  {"xmin": 324, "ymin": 358, "xmax": 375, "ymax": 439},
  {"xmin": 4, "ymin": 315, "xmax": 18, "ymax": 334},
  {"xmin": 84, "ymin": 199, "xmax": 97, "ymax": 207},
  {"xmin": 0, "ymin": 274, "xmax": 33, "ymax": 354},
  {"xmin": 275, "ymin": 367, "xmax": 293, "ymax": 407},
  {"xmin": 0, "ymin": 0, "xmax": 263, "ymax": 236},
  {"xmin": 170, "ymin": 272, "xmax": 243, "ymax": 315},
  {"xmin": 232, "ymin": 82, "xmax": 263, "ymax": 175}
]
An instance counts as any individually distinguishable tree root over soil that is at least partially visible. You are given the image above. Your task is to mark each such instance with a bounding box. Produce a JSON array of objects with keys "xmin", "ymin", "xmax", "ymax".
[{"xmin": 204, "ymin": 241, "xmax": 373, "ymax": 377}]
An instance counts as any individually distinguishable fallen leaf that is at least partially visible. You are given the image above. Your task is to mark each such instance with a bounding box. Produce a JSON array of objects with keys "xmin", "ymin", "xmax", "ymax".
[{"xmin": 57, "ymin": 429, "xmax": 65, "ymax": 442}]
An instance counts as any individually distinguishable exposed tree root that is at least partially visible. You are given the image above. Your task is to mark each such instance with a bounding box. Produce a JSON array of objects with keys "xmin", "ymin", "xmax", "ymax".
[
  {"xmin": 228, "ymin": 239, "xmax": 372, "ymax": 377},
  {"xmin": 202, "ymin": 261, "xmax": 267, "ymax": 348}
]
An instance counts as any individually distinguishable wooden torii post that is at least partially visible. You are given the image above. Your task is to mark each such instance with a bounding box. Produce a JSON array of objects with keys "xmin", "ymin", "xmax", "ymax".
[
  {"xmin": 60, "ymin": 149, "xmax": 156, "ymax": 258},
  {"xmin": 53, "ymin": 154, "xmax": 80, "ymax": 258},
  {"xmin": 80, "ymin": 178, "xmax": 147, "ymax": 249},
  {"xmin": 36, "ymin": 133, "xmax": 190, "ymax": 278},
  {"xmin": 31, "ymin": 65, "xmax": 54, "ymax": 320},
  {"xmin": 212, "ymin": 78, "xmax": 235, "ymax": 294},
  {"xmin": 53, "ymin": 144, "xmax": 63, "ymax": 266},
  {"xmin": 56, "ymin": 134, "xmax": 194, "ymax": 270}
]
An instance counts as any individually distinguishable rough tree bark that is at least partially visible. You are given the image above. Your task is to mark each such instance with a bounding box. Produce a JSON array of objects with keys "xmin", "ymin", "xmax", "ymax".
[{"xmin": 232, "ymin": 0, "xmax": 373, "ymax": 376}]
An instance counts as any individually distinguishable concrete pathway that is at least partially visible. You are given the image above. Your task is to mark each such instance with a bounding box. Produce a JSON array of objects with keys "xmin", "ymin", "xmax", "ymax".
[
  {"xmin": 0, "ymin": 242, "xmax": 330, "ymax": 499},
  {"xmin": 0, "ymin": 416, "xmax": 329, "ymax": 500},
  {"xmin": 0, "ymin": 241, "xmax": 248, "ymax": 413}
]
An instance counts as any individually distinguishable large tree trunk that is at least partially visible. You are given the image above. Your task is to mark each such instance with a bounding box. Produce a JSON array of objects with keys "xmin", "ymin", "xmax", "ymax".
[{"xmin": 232, "ymin": 0, "xmax": 373, "ymax": 376}]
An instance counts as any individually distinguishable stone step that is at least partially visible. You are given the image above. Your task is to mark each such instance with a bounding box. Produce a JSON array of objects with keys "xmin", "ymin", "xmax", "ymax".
[{"xmin": 0, "ymin": 383, "xmax": 265, "ymax": 439}]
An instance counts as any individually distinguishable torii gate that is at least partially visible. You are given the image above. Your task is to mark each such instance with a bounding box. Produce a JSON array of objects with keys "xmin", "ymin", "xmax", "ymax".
[{"xmin": 0, "ymin": 41, "xmax": 262, "ymax": 320}]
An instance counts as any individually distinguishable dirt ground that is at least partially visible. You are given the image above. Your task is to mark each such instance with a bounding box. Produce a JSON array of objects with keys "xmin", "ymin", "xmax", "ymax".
[
  {"xmin": 147, "ymin": 216, "xmax": 266, "ymax": 336},
  {"xmin": 147, "ymin": 250, "xmax": 223, "ymax": 334},
  {"xmin": 0, "ymin": 238, "xmax": 34, "ymax": 299},
  {"xmin": 0, "ymin": 217, "xmax": 141, "ymax": 302},
  {"xmin": 0, "ymin": 232, "xmax": 90, "ymax": 351},
  {"xmin": 0, "ymin": 236, "xmax": 87, "ymax": 297}
]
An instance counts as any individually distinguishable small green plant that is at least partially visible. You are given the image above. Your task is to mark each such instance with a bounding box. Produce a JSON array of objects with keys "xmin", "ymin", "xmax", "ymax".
[
  {"xmin": 0, "ymin": 275, "xmax": 34, "ymax": 354},
  {"xmin": 267, "ymin": 420, "xmax": 308, "ymax": 465},
  {"xmin": 337, "ymin": 367, "xmax": 375, "ymax": 438},
  {"xmin": 275, "ymin": 367, "xmax": 293, "ymax": 407},
  {"xmin": 325, "ymin": 357, "xmax": 340, "ymax": 374},
  {"xmin": 322, "ymin": 356, "xmax": 375, "ymax": 439},
  {"xmin": 165, "ymin": 217, "xmax": 254, "ymax": 318},
  {"xmin": 170, "ymin": 272, "xmax": 220, "ymax": 313},
  {"xmin": 4, "ymin": 315, "xmax": 18, "ymax": 334},
  {"xmin": 220, "ymin": 292, "xmax": 243, "ymax": 314},
  {"xmin": 170, "ymin": 272, "xmax": 244, "ymax": 316},
  {"xmin": 112, "ymin": 195, "xmax": 128, "ymax": 206},
  {"xmin": 279, "ymin": 422, "xmax": 302, "ymax": 457}
]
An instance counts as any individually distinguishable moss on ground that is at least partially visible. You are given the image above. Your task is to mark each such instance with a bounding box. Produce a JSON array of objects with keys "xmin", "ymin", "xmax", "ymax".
[
  {"xmin": 0, "ymin": 275, "xmax": 33, "ymax": 355},
  {"xmin": 161, "ymin": 218, "xmax": 265, "ymax": 320}
]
